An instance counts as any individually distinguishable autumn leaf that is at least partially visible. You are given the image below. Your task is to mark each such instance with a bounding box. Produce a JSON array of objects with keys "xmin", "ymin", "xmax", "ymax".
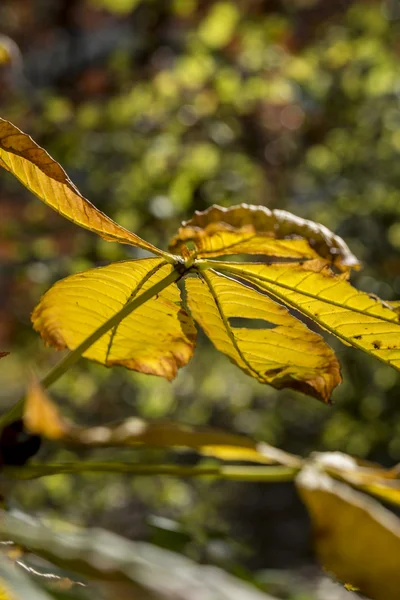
[
  {"xmin": 0, "ymin": 117, "xmax": 170, "ymax": 257},
  {"xmin": 32, "ymin": 258, "xmax": 196, "ymax": 380},
  {"xmin": 24, "ymin": 379, "xmax": 67, "ymax": 440},
  {"xmin": 219, "ymin": 260, "xmax": 400, "ymax": 371},
  {"xmin": 24, "ymin": 380, "xmax": 302, "ymax": 467},
  {"xmin": 297, "ymin": 464, "xmax": 400, "ymax": 600},
  {"xmin": 313, "ymin": 451, "xmax": 400, "ymax": 508},
  {"xmin": 169, "ymin": 204, "xmax": 360, "ymax": 271},
  {"xmin": 186, "ymin": 270, "xmax": 341, "ymax": 402},
  {"xmin": 3, "ymin": 116, "xmax": 400, "ymax": 402}
]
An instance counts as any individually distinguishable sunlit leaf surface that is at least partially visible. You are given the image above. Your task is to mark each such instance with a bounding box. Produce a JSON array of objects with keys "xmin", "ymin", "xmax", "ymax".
[
  {"xmin": 169, "ymin": 204, "xmax": 359, "ymax": 271},
  {"xmin": 32, "ymin": 258, "xmax": 196, "ymax": 380},
  {"xmin": 297, "ymin": 465, "xmax": 400, "ymax": 600},
  {"xmin": 0, "ymin": 118, "xmax": 168, "ymax": 257},
  {"xmin": 186, "ymin": 270, "xmax": 341, "ymax": 402},
  {"xmin": 221, "ymin": 260, "xmax": 400, "ymax": 371}
]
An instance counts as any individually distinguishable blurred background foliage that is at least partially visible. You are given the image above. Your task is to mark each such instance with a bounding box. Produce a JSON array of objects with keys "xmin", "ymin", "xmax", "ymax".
[{"xmin": 0, "ymin": 0, "xmax": 399, "ymax": 597}]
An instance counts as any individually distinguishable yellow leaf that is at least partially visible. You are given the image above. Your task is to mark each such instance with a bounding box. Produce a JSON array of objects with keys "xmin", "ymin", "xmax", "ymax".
[
  {"xmin": 169, "ymin": 204, "xmax": 360, "ymax": 271},
  {"xmin": 221, "ymin": 260, "xmax": 400, "ymax": 371},
  {"xmin": 314, "ymin": 451, "xmax": 400, "ymax": 508},
  {"xmin": 185, "ymin": 270, "xmax": 341, "ymax": 402},
  {"xmin": 0, "ymin": 118, "xmax": 168, "ymax": 257},
  {"xmin": 297, "ymin": 466, "xmax": 400, "ymax": 600},
  {"xmin": 23, "ymin": 382, "xmax": 302, "ymax": 467},
  {"xmin": 77, "ymin": 419, "xmax": 302, "ymax": 466},
  {"xmin": 32, "ymin": 258, "xmax": 196, "ymax": 380},
  {"xmin": 24, "ymin": 379, "xmax": 67, "ymax": 440}
]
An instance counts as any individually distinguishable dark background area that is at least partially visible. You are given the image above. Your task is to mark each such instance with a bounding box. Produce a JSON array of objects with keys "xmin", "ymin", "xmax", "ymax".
[{"xmin": 1, "ymin": 0, "xmax": 400, "ymax": 597}]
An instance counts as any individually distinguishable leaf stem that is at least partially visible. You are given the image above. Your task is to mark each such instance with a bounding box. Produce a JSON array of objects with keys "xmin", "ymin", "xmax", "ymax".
[
  {"xmin": 0, "ymin": 268, "xmax": 182, "ymax": 428},
  {"xmin": 4, "ymin": 462, "xmax": 298, "ymax": 482}
]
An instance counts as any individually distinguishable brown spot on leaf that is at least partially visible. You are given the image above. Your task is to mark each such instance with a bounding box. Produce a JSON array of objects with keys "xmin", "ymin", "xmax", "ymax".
[{"xmin": 372, "ymin": 340, "xmax": 382, "ymax": 349}]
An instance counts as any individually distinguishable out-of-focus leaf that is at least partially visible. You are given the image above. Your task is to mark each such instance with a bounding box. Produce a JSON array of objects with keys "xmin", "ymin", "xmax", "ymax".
[
  {"xmin": 32, "ymin": 258, "xmax": 196, "ymax": 380},
  {"xmin": 186, "ymin": 270, "xmax": 341, "ymax": 402},
  {"xmin": 297, "ymin": 465, "xmax": 400, "ymax": 600},
  {"xmin": 199, "ymin": 2, "xmax": 240, "ymax": 49},
  {"xmin": 221, "ymin": 260, "xmax": 400, "ymax": 371},
  {"xmin": 0, "ymin": 354, "xmax": 8, "ymax": 360},
  {"xmin": 0, "ymin": 512, "xmax": 278, "ymax": 600},
  {"xmin": 313, "ymin": 451, "xmax": 400, "ymax": 508},
  {"xmin": 0, "ymin": 118, "xmax": 168, "ymax": 257},
  {"xmin": 23, "ymin": 381, "xmax": 302, "ymax": 467},
  {"xmin": 169, "ymin": 204, "xmax": 360, "ymax": 271},
  {"xmin": 24, "ymin": 379, "xmax": 67, "ymax": 441},
  {"xmin": 0, "ymin": 554, "xmax": 54, "ymax": 600}
]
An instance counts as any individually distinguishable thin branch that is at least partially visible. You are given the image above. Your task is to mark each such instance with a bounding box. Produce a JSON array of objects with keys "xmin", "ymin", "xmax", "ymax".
[{"xmin": 4, "ymin": 462, "xmax": 299, "ymax": 482}]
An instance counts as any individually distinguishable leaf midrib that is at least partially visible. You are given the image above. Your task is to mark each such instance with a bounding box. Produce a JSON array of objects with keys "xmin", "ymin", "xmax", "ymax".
[{"xmin": 200, "ymin": 270, "xmax": 267, "ymax": 382}]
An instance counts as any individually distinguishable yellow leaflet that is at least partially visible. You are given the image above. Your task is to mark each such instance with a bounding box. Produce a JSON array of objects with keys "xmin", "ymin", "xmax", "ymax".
[
  {"xmin": 297, "ymin": 467, "xmax": 400, "ymax": 600},
  {"xmin": 25, "ymin": 379, "xmax": 67, "ymax": 440},
  {"xmin": 185, "ymin": 270, "xmax": 341, "ymax": 402},
  {"xmin": 170, "ymin": 224, "xmax": 322, "ymax": 260},
  {"xmin": 169, "ymin": 203, "xmax": 359, "ymax": 270},
  {"xmin": 0, "ymin": 118, "xmax": 169, "ymax": 257},
  {"xmin": 307, "ymin": 451, "xmax": 400, "ymax": 508},
  {"xmin": 221, "ymin": 260, "xmax": 400, "ymax": 371},
  {"xmin": 32, "ymin": 258, "xmax": 196, "ymax": 380}
]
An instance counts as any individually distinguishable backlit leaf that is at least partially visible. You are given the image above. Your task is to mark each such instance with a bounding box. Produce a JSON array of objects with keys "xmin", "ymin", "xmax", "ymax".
[
  {"xmin": 0, "ymin": 117, "xmax": 168, "ymax": 257},
  {"xmin": 221, "ymin": 260, "xmax": 400, "ymax": 371},
  {"xmin": 297, "ymin": 465, "xmax": 400, "ymax": 600},
  {"xmin": 32, "ymin": 258, "xmax": 196, "ymax": 380},
  {"xmin": 185, "ymin": 270, "xmax": 341, "ymax": 402},
  {"xmin": 169, "ymin": 204, "xmax": 359, "ymax": 271},
  {"xmin": 24, "ymin": 381, "xmax": 301, "ymax": 466},
  {"xmin": 24, "ymin": 379, "xmax": 68, "ymax": 441},
  {"xmin": 313, "ymin": 451, "xmax": 400, "ymax": 508}
]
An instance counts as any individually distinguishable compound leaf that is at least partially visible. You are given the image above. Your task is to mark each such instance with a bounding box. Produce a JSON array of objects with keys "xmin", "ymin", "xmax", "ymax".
[
  {"xmin": 32, "ymin": 258, "xmax": 196, "ymax": 380},
  {"xmin": 185, "ymin": 270, "xmax": 341, "ymax": 402}
]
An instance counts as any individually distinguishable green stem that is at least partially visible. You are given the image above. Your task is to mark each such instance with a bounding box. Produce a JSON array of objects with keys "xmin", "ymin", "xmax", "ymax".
[
  {"xmin": 0, "ymin": 268, "xmax": 181, "ymax": 428},
  {"xmin": 4, "ymin": 462, "xmax": 298, "ymax": 482}
]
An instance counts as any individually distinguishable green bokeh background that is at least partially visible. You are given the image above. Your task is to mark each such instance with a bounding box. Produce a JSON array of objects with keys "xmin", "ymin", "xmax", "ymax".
[{"xmin": 1, "ymin": 0, "xmax": 399, "ymax": 597}]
